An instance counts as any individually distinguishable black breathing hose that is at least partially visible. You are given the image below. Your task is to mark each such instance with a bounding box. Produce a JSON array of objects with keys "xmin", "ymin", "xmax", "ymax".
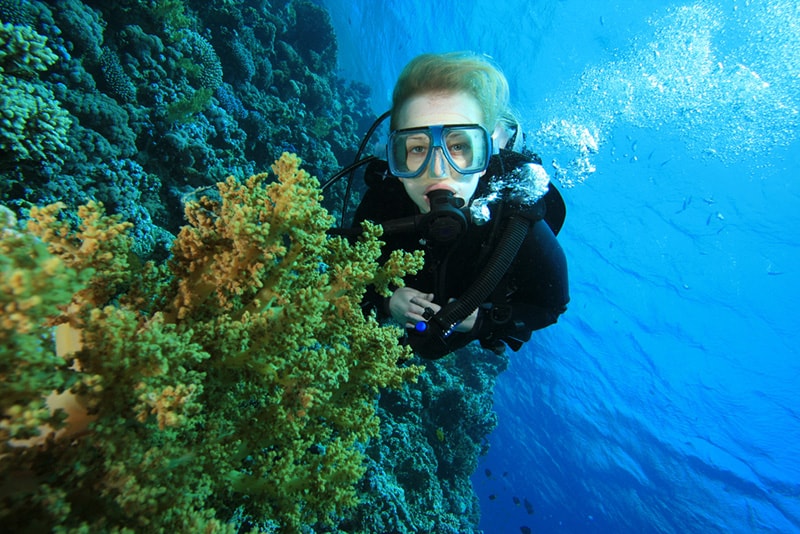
[
  {"xmin": 320, "ymin": 110, "xmax": 392, "ymax": 228},
  {"xmin": 429, "ymin": 214, "xmax": 530, "ymax": 335}
]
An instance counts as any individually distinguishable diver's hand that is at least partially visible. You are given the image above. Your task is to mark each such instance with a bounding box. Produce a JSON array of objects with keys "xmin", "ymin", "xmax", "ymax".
[
  {"xmin": 390, "ymin": 289, "xmax": 479, "ymax": 333},
  {"xmin": 390, "ymin": 287, "xmax": 436, "ymax": 328}
]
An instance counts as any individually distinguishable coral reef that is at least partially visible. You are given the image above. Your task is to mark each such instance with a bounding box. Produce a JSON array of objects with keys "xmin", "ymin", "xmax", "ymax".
[
  {"xmin": 346, "ymin": 346, "xmax": 510, "ymax": 533},
  {"xmin": 1, "ymin": 153, "xmax": 424, "ymax": 532},
  {"xmin": 1, "ymin": 0, "xmax": 374, "ymax": 257}
]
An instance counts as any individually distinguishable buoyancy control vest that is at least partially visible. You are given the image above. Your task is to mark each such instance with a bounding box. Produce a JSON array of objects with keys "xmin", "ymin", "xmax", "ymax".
[{"xmin": 339, "ymin": 150, "xmax": 566, "ymax": 359}]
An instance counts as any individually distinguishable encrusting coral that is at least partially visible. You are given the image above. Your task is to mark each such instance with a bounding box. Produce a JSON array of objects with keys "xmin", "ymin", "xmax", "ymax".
[{"xmin": 0, "ymin": 153, "xmax": 424, "ymax": 532}]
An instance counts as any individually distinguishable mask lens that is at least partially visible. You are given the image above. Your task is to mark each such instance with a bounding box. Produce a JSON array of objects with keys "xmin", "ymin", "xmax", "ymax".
[
  {"xmin": 388, "ymin": 125, "xmax": 490, "ymax": 178},
  {"xmin": 442, "ymin": 126, "xmax": 487, "ymax": 174},
  {"xmin": 391, "ymin": 130, "xmax": 432, "ymax": 176}
]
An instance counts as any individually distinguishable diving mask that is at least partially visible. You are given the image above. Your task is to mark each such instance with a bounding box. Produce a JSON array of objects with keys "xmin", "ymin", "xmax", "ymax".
[{"xmin": 387, "ymin": 124, "xmax": 492, "ymax": 178}]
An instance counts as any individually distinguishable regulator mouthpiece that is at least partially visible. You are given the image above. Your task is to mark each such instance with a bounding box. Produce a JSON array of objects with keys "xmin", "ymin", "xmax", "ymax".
[{"xmin": 421, "ymin": 189, "xmax": 468, "ymax": 243}]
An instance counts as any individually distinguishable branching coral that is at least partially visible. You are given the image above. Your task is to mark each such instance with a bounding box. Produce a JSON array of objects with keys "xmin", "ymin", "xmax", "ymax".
[
  {"xmin": 0, "ymin": 153, "xmax": 424, "ymax": 532},
  {"xmin": 0, "ymin": 22, "xmax": 72, "ymax": 169},
  {"xmin": 0, "ymin": 21, "xmax": 58, "ymax": 76},
  {"xmin": 0, "ymin": 206, "xmax": 86, "ymax": 442}
]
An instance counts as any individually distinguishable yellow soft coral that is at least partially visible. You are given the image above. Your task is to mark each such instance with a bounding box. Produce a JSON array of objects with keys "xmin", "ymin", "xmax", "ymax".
[
  {"xmin": 26, "ymin": 201, "xmax": 134, "ymax": 312},
  {"xmin": 0, "ymin": 154, "xmax": 423, "ymax": 533}
]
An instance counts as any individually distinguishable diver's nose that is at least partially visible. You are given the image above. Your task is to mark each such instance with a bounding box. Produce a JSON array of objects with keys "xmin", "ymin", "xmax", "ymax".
[{"xmin": 427, "ymin": 147, "xmax": 450, "ymax": 178}]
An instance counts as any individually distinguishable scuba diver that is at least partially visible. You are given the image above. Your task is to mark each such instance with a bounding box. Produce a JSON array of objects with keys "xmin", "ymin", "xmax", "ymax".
[{"xmin": 325, "ymin": 52, "xmax": 569, "ymax": 359}]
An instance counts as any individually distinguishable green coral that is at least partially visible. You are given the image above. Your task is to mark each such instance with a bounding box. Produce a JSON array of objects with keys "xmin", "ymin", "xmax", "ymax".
[
  {"xmin": 153, "ymin": 0, "xmax": 197, "ymax": 32},
  {"xmin": 0, "ymin": 22, "xmax": 72, "ymax": 169},
  {"xmin": 0, "ymin": 76, "xmax": 73, "ymax": 167},
  {"xmin": 0, "ymin": 153, "xmax": 424, "ymax": 532},
  {"xmin": 0, "ymin": 1, "xmax": 33, "ymax": 26},
  {"xmin": 0, "ymin": 21, "xmax": 58, "ymax": 76},
  {"xmin": 0, "ymin": 206, "xmax": 88, "ymax": 440},
  {"xmin": 166, "ymin": 87, "xmax": 214, "ymax": 123}
]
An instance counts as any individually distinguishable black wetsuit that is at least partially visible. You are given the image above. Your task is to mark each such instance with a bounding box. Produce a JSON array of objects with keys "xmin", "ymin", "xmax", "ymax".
[{"xmin": 353, "ymin": 149, "xmax": 569, "ymax": 358}]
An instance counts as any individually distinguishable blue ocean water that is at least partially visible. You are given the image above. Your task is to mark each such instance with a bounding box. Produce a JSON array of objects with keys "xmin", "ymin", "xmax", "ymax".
[{"xmin": 324, "ymin": 1, "xmax": 800, "ymax": 532}]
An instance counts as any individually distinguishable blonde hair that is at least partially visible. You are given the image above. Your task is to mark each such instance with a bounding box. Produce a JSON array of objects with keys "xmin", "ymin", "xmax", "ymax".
[{"xmin": 390, "ymin": 52, "xmax": 510, "ymax": 132}]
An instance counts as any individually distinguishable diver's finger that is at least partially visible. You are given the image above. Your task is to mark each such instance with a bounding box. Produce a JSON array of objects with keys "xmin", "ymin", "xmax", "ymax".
[
  {"xmin": 409, "ymin": 298, "xmax": 434, "ymax": 314},
  {"xmin": 407, "ymin": 311, "xmax": 425, "ymax": 323},
  {"xmin": 408, "ymin": 287, "xmax": 428, "ymax": 300},
  {"xmin": 406, "ymin": 313, "xmax": 426, "ymax": 327},
  {"xmin": 410, "ymin": 294, "xmax": 432, "ymax": 305}
]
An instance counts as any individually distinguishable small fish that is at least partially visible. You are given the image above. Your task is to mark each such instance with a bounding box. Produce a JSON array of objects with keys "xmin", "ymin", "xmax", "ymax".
[
  {"xmin": 676, "ymin": 196, "xmax": 692, "ymax": 214},
  {"xmin": 513, "ymin": 496, "xmax": 521, "ymax": 505},
  {"xmin": 502, "ymin": 471, "xmax": 509, "ymax": 477},
  {"xmin": 485, "ymin": 468, "xmax": 492, "ymax": 478},
  {"xmin": 706, "ymin": 211, "xmax": 724, "ymax": 225},
  {"xmin": 489, "ymin": 494, "xmax": 497, "ymax": 500},
  {"xmin": 524, "ymin": 498, "xmax": 535, "ymax": 515},
  {"xmin": 520, "ymin": 527, "xmax": 532, "ymax": 534}
]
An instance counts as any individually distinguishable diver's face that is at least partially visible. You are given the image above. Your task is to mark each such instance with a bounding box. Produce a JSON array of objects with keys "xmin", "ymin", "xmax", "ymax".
[{"xmin": 395, "ymin": 92, "xmax": 486, "ymax": 213}]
